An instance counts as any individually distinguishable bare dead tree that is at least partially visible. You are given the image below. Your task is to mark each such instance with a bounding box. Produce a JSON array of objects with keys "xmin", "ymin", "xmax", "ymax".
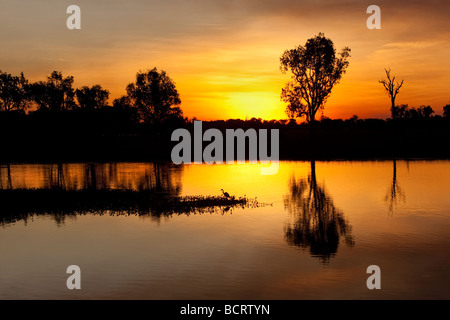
[{"xmin": 379, "ymin": 68, "xmax": 404, "ymax": 119}]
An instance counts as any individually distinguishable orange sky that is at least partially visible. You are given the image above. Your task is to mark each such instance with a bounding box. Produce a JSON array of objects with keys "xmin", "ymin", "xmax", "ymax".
[{"xmin": 1, "ymin": 0, "xmax": 449, "ymax": 121}]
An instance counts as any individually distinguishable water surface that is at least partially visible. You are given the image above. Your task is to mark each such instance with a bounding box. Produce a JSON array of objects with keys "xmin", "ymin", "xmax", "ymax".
[{"xmin": 0, "ymin": 161, "xmax": 449, "ymax": 299}]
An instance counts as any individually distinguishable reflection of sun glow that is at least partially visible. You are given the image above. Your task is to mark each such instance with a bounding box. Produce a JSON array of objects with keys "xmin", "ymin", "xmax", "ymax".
[{"xmin": 181, "ymin": 162, "xmax": 310, "ymax": 201}]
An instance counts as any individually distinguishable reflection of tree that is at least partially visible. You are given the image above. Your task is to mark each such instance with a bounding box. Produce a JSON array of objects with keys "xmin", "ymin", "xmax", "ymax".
[
  {"xmin": 0, "ymin": 163, "xmax": 185, "ymax": 226},
  {"xmin": 0, "ymin": 163, "xmax": 265, "ymax": 227},
  {"xmin": 39, "ymin": 163, "xmax": 182, "ymax": 194},
  {"xmin": 47, "ymin": 164, "xmax": 66, "ymax": 189},
  {"xmin": 385, "ymin": 160, "xmax": 405, "ymax": 215},
  {"xmin": 136, "ymin": 163, "xmax": 182, "ymax": 194},
  {"xmin": 0, "ymin": 164, "xmax": 13, "ymax": 189},
  {"xmin": 0, "ymin": 190, "xmax": 262, "ymax": 227},
  {"xmin": 284, "ymin": 161, "xmax": 354, "ymax": 263}
]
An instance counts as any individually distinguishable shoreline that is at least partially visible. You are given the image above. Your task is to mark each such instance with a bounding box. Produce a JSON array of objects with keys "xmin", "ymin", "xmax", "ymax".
[{"xmin": 1, "ymin": 156, "xmax": 449, "ymax": 165}]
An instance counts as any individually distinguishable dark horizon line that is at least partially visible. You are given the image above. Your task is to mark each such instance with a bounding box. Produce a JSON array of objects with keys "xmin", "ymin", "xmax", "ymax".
[{"xmin": 2, "ymin": 107, "xmax": 448, "ymax": 123}]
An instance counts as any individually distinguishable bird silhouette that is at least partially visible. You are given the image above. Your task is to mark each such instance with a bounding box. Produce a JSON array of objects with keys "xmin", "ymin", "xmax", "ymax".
[{"xmin": 220, "ymin": 189, "xmax": 230, "ymax": 198}]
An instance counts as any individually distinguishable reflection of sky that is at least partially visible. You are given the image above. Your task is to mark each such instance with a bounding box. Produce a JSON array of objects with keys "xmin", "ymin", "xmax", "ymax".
[
  {"xmin": 0, "ymin": 163, "xmax": 184, "ymax": 191},
  {"xmin": 1, "ymin": 161, "xmax": 450, "ymax": 299},
  {"xmin": 1, "ymin": 0, "xmax": 450, "ymax": 120},
  {"xmin": 2, "ymin": 161, "xmax": 450, "ymax": 210}
]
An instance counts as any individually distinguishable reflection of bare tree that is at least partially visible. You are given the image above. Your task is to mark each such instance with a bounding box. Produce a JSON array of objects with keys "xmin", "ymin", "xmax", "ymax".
[
  {"xmin": 7, "ymin": 164, "xmax": 12, "ymax": 189},
  {"xmin": 385, "ymin": 160, "xmax": 405, "ymax": 215},
  {"xmin": 284, "ymin": 161, "xmax": 354, "ymax": 263}
]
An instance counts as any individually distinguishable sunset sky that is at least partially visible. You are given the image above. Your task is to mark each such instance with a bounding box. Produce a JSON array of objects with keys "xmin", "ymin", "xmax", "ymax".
[{"xmin": 1, "ymin": 0, "xmax": 449, "ymax": 120}]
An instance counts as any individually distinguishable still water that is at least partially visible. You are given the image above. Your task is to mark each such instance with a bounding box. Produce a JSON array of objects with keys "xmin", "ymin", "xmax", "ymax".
[{"xmin": 0, "ymin": 161, "xmax": 449, "ymax": 299}]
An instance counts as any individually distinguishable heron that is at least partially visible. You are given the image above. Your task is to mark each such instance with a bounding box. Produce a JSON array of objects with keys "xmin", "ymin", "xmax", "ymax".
[{"xmin": 220, "ymin": 189, "xmax": 230, "ymax": 198}]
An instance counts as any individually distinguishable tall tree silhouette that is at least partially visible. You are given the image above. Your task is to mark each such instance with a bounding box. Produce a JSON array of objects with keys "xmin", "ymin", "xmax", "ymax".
[
  {"xmin": 280, "ymin": 33, "xmax": 351, "ymax": 124},
  {"xmin": 75, "ymin": 85, "xmax": 110, "ymax": 109},
  {"xmin": 126, "ymin": 68, "xmax": 182, "ymax": 124},
  {"xmin": 0, "ymin": 70, "xmax": 30, "ymax": 113},
  {"xmin": 379, "ymin": 68, "xmax": 404, "ymax": 119},
  {"xmin": 284, "ymin": 161, "xmax": 354, "ymax": 263},
  {"xmin": 29, "ymin": 71, "xmax": 76, "ymax": 111}
]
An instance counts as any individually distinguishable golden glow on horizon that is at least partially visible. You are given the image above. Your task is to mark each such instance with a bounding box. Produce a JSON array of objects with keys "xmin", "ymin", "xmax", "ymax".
[
  {"xmin": 60, "ymin": 29, "xmax": 450, "ymax": 121},
  {"xmin": 2, "ymin": 1, "xmax": 450, "ymax": 121}
]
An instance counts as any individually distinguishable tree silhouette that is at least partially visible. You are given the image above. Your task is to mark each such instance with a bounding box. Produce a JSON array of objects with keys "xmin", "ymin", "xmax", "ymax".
[
  {"xmin": 110, "ymin": 95, "xmax": 138, "ymax": 124},
  {"xmin": 29, "ymin": 71, "xmax": 76, "ymax": 111},
  {"xmin": 0, "ymin": 70, "xmax": 30, "ymax": 113},
  {"xmin": 394, "ymin": 104, "xmax": 410, "ymax": 119},
  {"xmin": 280, "ymin": 33, "xmax": 351, "ymax": 124},
  {"xmin": 388, "ymin": 104, "xmax": 435, "ymax": 120},
  {"xmin": 416, "ymin": 105, "xmax": 434, "ymax": 119},
  {"xmin": 75, "ymin": 85, "xmax": 110, "ymax": 109},
  {"xmin": 126, "ymin": 68, "xmax": 183, "ymax": 124},
  {"xmin": 284, "ymin": 161, "xmax": 354, "ymax": 263},
  {"xmin": 113, "ymin": 95, "xmax": 132, "ymax": 110},
  {"xmin": 444, "ymin": 104, "xmax": 450, "ymax": 118},
  {"xmin": 379, "ymin": 68, "xmax": 404, "ymax": 119}
]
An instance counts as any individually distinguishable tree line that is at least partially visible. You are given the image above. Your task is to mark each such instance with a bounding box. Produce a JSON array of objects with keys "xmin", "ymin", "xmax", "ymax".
[
  {"xmin": 378, "ymin": 67, "xmax": 449, "ymax": 120},
  {"xmin": 0, "ymin": 68, "xmax": 184, "ymax": 125},
  {"xmin": 1, "ymin": 32, "xmax": 450, "ymax": 136},
  {"xmin": 280, "ymin": 33, "xmax": 449, "ymax": 124},
  {"xmin": 2, "ymin": 45, "xmax": 449, "ymax": 128}
]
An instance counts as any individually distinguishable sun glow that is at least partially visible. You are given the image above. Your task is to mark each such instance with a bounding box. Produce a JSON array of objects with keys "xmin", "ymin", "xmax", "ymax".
[{"xmin": 2, "ymin": 1, "xmax": 450, "ymax": 121}]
